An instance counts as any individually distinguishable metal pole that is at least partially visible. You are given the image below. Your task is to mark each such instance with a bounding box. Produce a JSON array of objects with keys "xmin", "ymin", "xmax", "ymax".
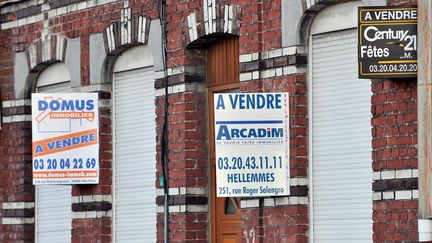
[{"xmin": 158, "ymin": 0, "xmax": 169, "ymax": 242}]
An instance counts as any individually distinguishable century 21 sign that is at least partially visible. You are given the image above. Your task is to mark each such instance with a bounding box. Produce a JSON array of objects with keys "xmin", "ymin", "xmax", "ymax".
[{"xmin": 358, "ymin": 7, "xmax": 417, "ymax": 79}]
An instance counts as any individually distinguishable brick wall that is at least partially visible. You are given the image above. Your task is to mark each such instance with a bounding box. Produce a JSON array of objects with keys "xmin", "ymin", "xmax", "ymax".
[
  {"xmin": 239, "ymin": 75, "xmax": 308, "ymax": 242},
  {"xmin": 372, "ymin": 79, "xmax": 418, "ymax": 242},
  {"xmin": 155, "ymin": 90, "xmax": 209, "ymax": 243},
  {"xmin": 0, "ymin": 22, "xmax": 34, "ymax": 241},
  {"xmin": 371, "ymin": 2, "xmax": 419, "ymax": 243},
  {"xmin": 0, "ymin": 0, "xmax": 158, "ymax": 242},
  {"xmin": 0, "ymin": 0, "xmax": 426, "ymax": 243}
]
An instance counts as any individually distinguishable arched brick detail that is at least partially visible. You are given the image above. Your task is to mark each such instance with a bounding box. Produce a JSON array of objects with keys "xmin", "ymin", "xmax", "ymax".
[
  {"xmin": 26, "ymin": 35, "xmax": 67, "ymax": 71},
  {"xmin": 185, "ymin": 2, "xmax": 241, "ymax": 47},
  {"xmin": 102, "ymin": 7, "xmax": 151, "ymax": 55},
  {"xmin": 23, "ymin": 35, "xmax": 68, "ymax": 97}
]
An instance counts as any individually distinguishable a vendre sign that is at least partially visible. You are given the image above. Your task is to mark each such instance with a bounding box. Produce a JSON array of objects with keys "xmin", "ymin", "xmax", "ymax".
[{"xmin": 31, "ymin": 93, "xmax": 99, "ymax": 185}]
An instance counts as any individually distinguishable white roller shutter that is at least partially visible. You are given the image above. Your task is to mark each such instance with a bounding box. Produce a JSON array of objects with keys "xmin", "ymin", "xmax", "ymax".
[
  {"xmin": 36, "ymin": 78, "xmax": 72, "ymax": 243},
  {"xmin": 36, "ymin": 185, "xmax": 72, "ymax": 243},
  {"xmin": 311, "ymin": 29, "xmax": 372, "ymax": 242},
  {"xmin": 114, "ymin": 67, "xmax": 156, "ymax": 242}
]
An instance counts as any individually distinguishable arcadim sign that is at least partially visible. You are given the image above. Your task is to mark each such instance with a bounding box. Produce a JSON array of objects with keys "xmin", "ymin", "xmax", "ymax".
[
  {"xmin": 214, "ymin": 93, "xmax": 289, "ymax": 197},
  {"xmin": 358, "ymin": 7, "xmax": 417, "ymax": 79}
]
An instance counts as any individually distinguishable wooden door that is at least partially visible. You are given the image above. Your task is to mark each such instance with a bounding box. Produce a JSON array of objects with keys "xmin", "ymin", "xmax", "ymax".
[{"xmin": 207, "ymin": 37, "xmax": 241, "ymax": 243}]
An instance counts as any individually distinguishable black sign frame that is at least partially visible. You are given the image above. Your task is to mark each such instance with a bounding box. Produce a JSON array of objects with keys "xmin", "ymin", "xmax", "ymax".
[{"xmin": 358, "ymin": 6, "xmax": 417, "ymax": 79}]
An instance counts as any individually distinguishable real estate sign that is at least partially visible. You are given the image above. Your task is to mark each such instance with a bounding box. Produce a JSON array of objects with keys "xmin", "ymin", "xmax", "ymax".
[
  {"xmin": 31, "ymin": 93, "xmax": 99, "ymax": 185},
  {"xmin": 358, "ymin": 6, "xmax": 417, "ymax": 79},
  {"xmin": 214, "ymin": 93, "xmax": 289, "ymax": 197}
]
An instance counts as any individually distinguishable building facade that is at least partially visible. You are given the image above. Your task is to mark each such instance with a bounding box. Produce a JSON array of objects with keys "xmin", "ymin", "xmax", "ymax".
[{"xmin": 0, "ymin": 0, "xmax": 421, "ymax": 242}]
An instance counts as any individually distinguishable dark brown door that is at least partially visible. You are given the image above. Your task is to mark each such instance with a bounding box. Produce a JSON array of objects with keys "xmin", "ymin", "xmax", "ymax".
[{"xmin": 207, "ymin": 37, "xmax": 241, "ymax": 243}]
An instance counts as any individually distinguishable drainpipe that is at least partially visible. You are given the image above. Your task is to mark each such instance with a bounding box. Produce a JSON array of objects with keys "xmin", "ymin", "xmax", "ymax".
[{"xmin": 418, "ymin": 0, "xmax": 432, "ymax": 241}]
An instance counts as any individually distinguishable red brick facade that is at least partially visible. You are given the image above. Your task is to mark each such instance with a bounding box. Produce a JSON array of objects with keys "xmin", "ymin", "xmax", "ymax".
[{"xmin": 0, "ymin": 0, "xmax": 423, "ymax": 242}]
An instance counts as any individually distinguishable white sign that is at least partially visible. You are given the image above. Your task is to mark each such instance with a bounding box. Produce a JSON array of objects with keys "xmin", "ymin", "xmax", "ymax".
[
  {"xmin": 214, "ymin": 93, "xmax": 289, "ymax": 197},
  {"xmin": 31, "ymin": 93, "xmax": 99, "ymax": 185}
]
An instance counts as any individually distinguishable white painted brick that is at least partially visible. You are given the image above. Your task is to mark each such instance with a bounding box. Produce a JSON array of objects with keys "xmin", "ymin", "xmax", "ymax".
[
  {"xmin": 41, "ymin": 3, "xmax": 50, "ymax": 12},
  {"xmin": 252, "ymin": 71, "xmax": 259, "ymax": 80},
  {"xmin": 77, "ymin": 2, "xmax": 87, "ymax": 10},
  {"xmin": 171, "ymin": 66, "xmax": 184, "ymax": 75},
  {"xmin": 289, "ymin": 197, "xmax": 298, "ymax": 204},
  {"xmin": 240, "ymin": 72, "xmax": 252, "ymax": 82},
  {"xmin": 169, "ymin": 188, "xmax": 179, "ymax": 196},
  {"xmin": 2, "ymin": 116, "xmax": 11, "ymax": 123},
  {"xmin": 396, "ymin": 169, "xmax": 412, "ymax": 179},
  {"xmin": 35, "ymin": 14, "xmax": 44, "ymax": 22},
  {"xmin": 246, "ymin": 199, "xmax": 260, "ymax": 208},
  {"xmin": 3, "ymin": 202, "xmax": 34, "ymax": 209},
  {"xmin": 17, "ymin": 18, "xmax": 26, "ymax": 26},
  {"xmin": 96, "ymin": 211, "xmax": 111, "ymax": 218},
  {"xmin": 156, "ymin": 206, "xmax": 164, "ymax": 213},
  {"xmin": 171, "ymin": 84, "xmax": 186, "ymax": 94},
  {"xmin": 381, "ymin": 170, "xmax": 396, "ymax": 180},
  {"xmin": 155, "ymin": 89, "xmax": 165, "ymax": 97},
  {"xmin": 239, "ymin": 54, "xmax": 252, "ymax": 63},
  {"xmin": 72, "ymin": 212, "xmax": 86, "ymax": 219},
  {"xmin": 86, "ymin": 211, "xmax": 97, "ymax": 218},
  {"xmin": 57, "ymin": 6, "xmax": 66, "ymax": 15},
  {"xmin": 72, "ymin": 196, "xmax": 79, "ymax": 203},
  {"xmin": 97, "ymin": 0, "xmax": 107, "ymax": 6},
  {"xmin": 2, "ymin": 217, "xmax": 34, "ymax": 225},
  {"xmin": 413, "ymin": 169, "xmax": 418, "ymax": 178},
  {"xmin": 373, "ymin": 192, "xmax": 382, "ymax": 201},
  {"xmin": 290, "ymin": 178, "xmax": 308, "ymax": 186},
  {"xmin": 268, "ymin": 49, "xmax": 283, "ymax": 58},
  {"xmin": 275, "ymin": 197, "xmax": 289, "ymax": 206},
  {"xmin": 169, "ymin": 205, "xmax": 180, "ymax": 213},
  {"xmin": 251, "ymin": 52, "xmax": 259, "ymax": 61},
  {"xmin": 261, "ymin": 69, "xmax": 276, "ymax": 79},
  {"xmin": 372, "ymin": 172, "xmax": 381, "ymax": 181},
  {"xmin": 261, "ymin": 51, "xmax": 269, "ymax": 59},
  {"xmin": 288, "ymin": 197, "xmax": 308, "ymax": 205},
  {"xmin": 296, "ymin": 197, "xmax": 308, "ymax": 205},
  {"xmin": 3, "ymin": 115, "xmax": 31, "ymax": 123},
  {"xmin": 67, "ymin": 4, "xmax": 77, "ymax": 13},
  {"xmin": 395, "ymin": 190, "xmax": 412, "ymax": 200},
  {"xmin": 180, "ymin": 205, "xmax": 186, "ymax": 212},
  {"xmin": 283, "ymin": 66, "xmax": 306, "ymax": 75},
  {"xmin": 92, "ymin": 195, "xmax": 103, "ymax": 202},
  {"xmin": 383, "ymin": 191, "xmax": 395, "ymax": 200},
  {"xmin": 275, "ymin": 67, "xmax": 283, "ymax": 77},
  {"xmin": 1, "ymin": 22, "xmax": 9, "ymax": 29},
  {"xmin": 264, "ymin": 198, "xmax": 275, "ymax": 207},
  {"xmin": 412, "ymin": 190, "xmax": 419, "ymax": 199},
  {"xmin": 27, "ymin": 16, "xmax": 36, "ymax": 25},
  {"xmin": 82, "ymin": 195, "xmax": 92, "ymax": 203},
  {"xmin": 2, "ymin": 101, "xmax": 11, "ymax": 108},
  {"xmin": 282, "ymin": 46, "xmax": 297, "ymax": 56},
  {"xmin": 48, "ymin": 9, "xmax": 57, "ymax": 18},
  {"xmin": 102, "ymin": 195, "xmax": 112, "ymax": 202},
  {"xmin": 186, "ymin": 205, "xmax": 208, "ymax": 212},
  {"xmin": 296, "ymin": 46, "xmax": 306, "ymax": 54},
  {"xmin": 186, "ymin": 187, "xmax": 207, "ymax": 195},
  {"xmin": 87, "ymin": 0, "xmax": 97, "ymax": 8},
  {"xmin": 180, "ymin": 187, "xmax": 187, "ymax": 195}
]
